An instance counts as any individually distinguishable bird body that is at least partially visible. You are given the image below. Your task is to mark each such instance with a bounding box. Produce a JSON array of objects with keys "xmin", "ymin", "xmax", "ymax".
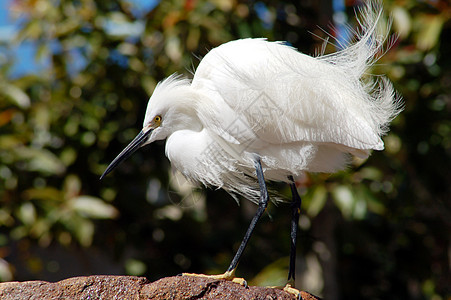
[{"xmin": 129, "ymin": 5, "xmax": 401, "ymax": 203}]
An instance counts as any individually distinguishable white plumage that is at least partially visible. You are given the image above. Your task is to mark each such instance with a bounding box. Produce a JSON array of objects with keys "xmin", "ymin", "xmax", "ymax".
[{"xmin": 102, "ymin": 1, "xmax": 402, "ymax": 204}]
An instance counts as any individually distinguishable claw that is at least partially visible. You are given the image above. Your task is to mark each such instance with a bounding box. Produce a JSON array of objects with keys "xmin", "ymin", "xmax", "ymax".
[
  {"xmin": 232, "ymin": 277, "xmax": 248, "ymax": 288},
  {"xmin": 283, "ymin": 283, "xmax": 303, "ymax": 300}
]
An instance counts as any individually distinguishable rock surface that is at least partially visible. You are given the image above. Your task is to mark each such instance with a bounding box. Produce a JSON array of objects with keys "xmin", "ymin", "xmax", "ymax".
[{"xmin": 0, "ymin": 275, "xmax": 321, "ymax": 299}]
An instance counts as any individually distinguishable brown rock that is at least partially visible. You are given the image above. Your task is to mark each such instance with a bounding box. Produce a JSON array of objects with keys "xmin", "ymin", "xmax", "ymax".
[{"xmin": 0, "ymin": 275, "xmax": 321, "ymax": 300}]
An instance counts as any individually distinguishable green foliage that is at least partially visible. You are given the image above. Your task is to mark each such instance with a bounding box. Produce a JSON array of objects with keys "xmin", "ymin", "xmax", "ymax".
[{"xmin": 0, "ymin": 0, "xmax": 449, "ymax": 298}]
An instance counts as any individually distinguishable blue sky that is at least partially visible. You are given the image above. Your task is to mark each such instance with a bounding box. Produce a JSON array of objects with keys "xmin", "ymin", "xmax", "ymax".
[
  {"xmin": 0, "ymin": 0, "xmax": 158, "ymax": 78},
  {"xmin": 0, "ymin": 0, "xmax": 15, "ymax": 40},
  {"xmin": 0, "ymin": 0, "xmax": 51, "ymax": 78}
]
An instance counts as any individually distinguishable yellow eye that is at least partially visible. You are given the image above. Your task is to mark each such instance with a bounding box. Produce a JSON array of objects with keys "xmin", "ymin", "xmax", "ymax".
[{"xmin": 154, "ymin": 115, "xmax": 162, "ymax": 123}]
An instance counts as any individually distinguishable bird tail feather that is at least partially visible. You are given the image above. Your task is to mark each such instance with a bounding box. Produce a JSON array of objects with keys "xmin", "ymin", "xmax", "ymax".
[{"xmin": 320, "ymin": 0, "xmax": 403, "ymax": 137}]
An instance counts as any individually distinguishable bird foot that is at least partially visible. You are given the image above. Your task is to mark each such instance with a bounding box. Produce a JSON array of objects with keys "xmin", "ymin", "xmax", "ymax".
[
  {"xmin": 282, "ymin": 283, "xmax": 303, "ymax": 300},
  {"xmin": 181, "ymin": 269, "xmax": 248, "ymax": 287},
  {"xmin": 268, "ymin": 282, "xmax": 302, "ymax": 300}
]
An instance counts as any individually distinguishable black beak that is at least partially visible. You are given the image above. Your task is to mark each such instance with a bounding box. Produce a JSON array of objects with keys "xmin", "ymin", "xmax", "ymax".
[{"xmin": 100, "ymin": 129, "xmax": 153, "ymax": 180}]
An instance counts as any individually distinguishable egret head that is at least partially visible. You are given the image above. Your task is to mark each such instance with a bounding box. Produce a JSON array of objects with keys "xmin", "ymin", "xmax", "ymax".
[{"xmin": 100, "ymin": 75, "xmax": 198, "ymax": 179}]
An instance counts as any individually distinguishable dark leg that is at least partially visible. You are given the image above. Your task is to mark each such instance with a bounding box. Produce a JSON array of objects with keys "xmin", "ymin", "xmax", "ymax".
[
  {"xmin": 227, "ymin": 157, "xmax": 269, "ymax": 273},
  {"xmin": 287, "ymin": 175, "xmax": 302, "ymax": 282}
]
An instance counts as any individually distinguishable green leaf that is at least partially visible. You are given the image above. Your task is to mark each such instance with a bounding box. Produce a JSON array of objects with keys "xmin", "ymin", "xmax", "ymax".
[
  {"xmin": 125, "ymin": 259, "xmax": 147, "ymax": 276},
  {"xmin": 358, "ymin": 167, "xmax": 383, "ymax": 182},
  {"xmin": 392, "ymin": 6, "xmax": 411, "ymax": 39},
  {"xmin": 352, "ymin": 194, "xmax": 367, "ymax": 220},
  {"xmin": 0, "ymin": 135, "xmax": 23, "ymax": 150},
  {"xmin": 69, "ymin": 196, "xmax": 119, "ymax": 219},
  {"xmin": 415, "ymin": 14, "xmax": 446, "ymax": 51},
  {"xmin": 0, "ymin": 209, "xmax": 14, "ymax": 227},
  {"xmin": 357, "ymin": 185, "xmax": 386, "ymax": 215},
  {"xmin": 74, "ymin": 219, "xmax": 94, "ymax": 247},
  {"xmin": 22, "ymin": 187, "xmax": 63, "ymax": 202},
  {"xmin": 17, "ymin": 202, "xmax": 37, "ymax": 225},
  {"xmin": 14, "ymin": 147, "xmax": 66, "ymax": 175},
  {"xmin": 0, "ymin": 82, "xmax": 31, "ymax": 108},
  {"xmin": 332, "ymin": 185, "xmax": 355, "ymax": 219},
  {"xmin": 305, "ymin": 185, "xmax": 327, "ymax": 217}
]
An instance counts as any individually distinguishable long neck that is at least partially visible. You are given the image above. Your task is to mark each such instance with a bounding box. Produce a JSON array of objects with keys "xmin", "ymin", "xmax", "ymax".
[{"xmin": 169, "ymin": 87, "xmax": 204, "ymax": 133}]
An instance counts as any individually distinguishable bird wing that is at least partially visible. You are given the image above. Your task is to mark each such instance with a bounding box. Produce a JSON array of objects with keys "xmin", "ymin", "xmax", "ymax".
[{"xmin": 192, "ymin": 39, "xmax": 387, "ymax": 152}]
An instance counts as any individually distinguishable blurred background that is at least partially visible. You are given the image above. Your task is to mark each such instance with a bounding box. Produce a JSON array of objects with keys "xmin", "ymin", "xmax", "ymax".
[{"xmin": 0, "ymin": 0, "xmax": 449, "ymax": 299}]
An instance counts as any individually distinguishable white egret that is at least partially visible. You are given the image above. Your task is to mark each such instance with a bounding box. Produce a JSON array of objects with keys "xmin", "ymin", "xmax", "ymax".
[{"xmin": 101, "ymin": 0, "xmax": 401, "ymax": 293}]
